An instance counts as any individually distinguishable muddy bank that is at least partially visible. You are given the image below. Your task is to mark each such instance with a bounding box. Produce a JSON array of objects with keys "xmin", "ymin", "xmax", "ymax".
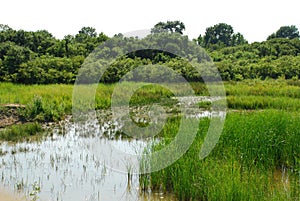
[{"xmin": 0, "ymin": 105, "xmax": 25, "ymax": 128}]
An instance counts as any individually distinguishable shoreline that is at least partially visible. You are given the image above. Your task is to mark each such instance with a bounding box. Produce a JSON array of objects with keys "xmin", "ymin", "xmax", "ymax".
[{"xmin": 0, "ymin": 106, "xmax": 23, "ymax": 128}]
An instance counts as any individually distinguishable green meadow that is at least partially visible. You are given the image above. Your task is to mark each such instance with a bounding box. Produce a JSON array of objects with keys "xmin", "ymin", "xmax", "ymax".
[
  {"xmin": 1, "ymin": 21, "xmax": 300, "ymax": 201},
  {"xmin": 0, "ymin": 80, "xmax": 299, "ymax": 200}
]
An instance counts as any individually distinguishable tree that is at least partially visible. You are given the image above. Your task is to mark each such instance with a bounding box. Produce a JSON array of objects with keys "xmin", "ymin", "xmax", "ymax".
[
  {"xmin": 268, "ymin": 25, "xmax": 300, "ymax": 40},
  {"xmin": 231, "ymin": 32, "xmax": 248, "ymax": 46},
  {"xmin": 195, "ymin": 34, "xmax": 204, "ymax": 46},
  {"xmin": 151, "ymin": 21, "xmax": 185, "ymax": 34},
  {"xmin": 17, "ymin": 55, "xmax": 83, "ymax": 84},
  {"xmin": 0, "ymin": 24, "xmax": 12, "ymax": 32},
  {"xmin": 0, "ymin": 43, "xmax": 34, "ymax": 82},
  {"xmin": 74, "ymin": 27, "xmax": 108, "ymax": 56},
  {"xmin": 0, "ymin": 28, "xmax": 57, "ymax": 55},
  {"xmin": 76, "ymin": 27, "xmax": 97, "ymax": 42},
  {"xmin": 32, "ymin": 30, "xmax": 56, "ymax": 53},
  {"xmin": 0, "ymin": 27, "xmax": 16, "ymax": 43},
  {"xmin": 63, "ymin": 34, "xmax": 74, "ymax": 57},
  {"xmin": 203, "ymin": 23, "xmax": 234, "ymax": 47},
  {"xmin": 201, "ymin": 23, "xmax": 247, "ymax": 48}
]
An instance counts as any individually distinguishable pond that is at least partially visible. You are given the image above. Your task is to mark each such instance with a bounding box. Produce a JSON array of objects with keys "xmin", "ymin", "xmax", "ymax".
[{"xmin": 0, "ymin": 97, "xmax": 225, "ymax": 201}]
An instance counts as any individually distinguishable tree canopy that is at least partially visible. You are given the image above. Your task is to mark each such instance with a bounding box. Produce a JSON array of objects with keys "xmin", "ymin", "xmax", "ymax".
[
  {"xmin": 0, "ymin": 22, "xmax": 300, "ymax": 84},
  {"xmin": 151, "ymin": 21, "xmax": 185, "ymax": 34},
  {"xmin": 198, "ymin": 23, "xmax": 248, "ymax": 49},
  {"xmin": 267, "ymin": 25, "xmax": 300, "ymax": 40}
]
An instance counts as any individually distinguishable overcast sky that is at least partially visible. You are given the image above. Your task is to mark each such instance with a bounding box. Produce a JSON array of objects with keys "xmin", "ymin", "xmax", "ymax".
[{"xmin": 1, "ymin": 0, "xmax": 299, "ymax": 42}]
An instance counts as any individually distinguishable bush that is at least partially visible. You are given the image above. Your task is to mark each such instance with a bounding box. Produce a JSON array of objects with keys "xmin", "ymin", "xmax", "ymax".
[
  {"xmin": 20, "ymin": 96, "xmax": 64, "ymax": 122},
  {"xmin": 0, "ymin": 122, "xmax": 42, "ymax": 142}
]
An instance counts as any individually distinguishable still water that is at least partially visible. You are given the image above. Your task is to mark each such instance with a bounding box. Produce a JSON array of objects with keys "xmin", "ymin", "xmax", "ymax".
[{"xmin": 0, "ymin": 97, "xmax": 225, "ymax": 201}]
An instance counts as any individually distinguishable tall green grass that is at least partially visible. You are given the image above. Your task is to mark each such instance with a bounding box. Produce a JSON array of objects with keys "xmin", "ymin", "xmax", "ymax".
[
  {"xmin": 0, "ymin": 81, "xmax": 299, "ymax": 198},
  {"xmin": 0, "ymin": 122, "xmax": 43, "ymax": 142},
  {"xmin": 143, "ymin": 110, "xmax": 300, "ymax": 200},
  {"xmin": 0, "ymin": 82, "xmax": 73, "ymax": 105},
  {"xmin": 224, "ymin": 79, "xmax": 300, "ymax": 111},
  {"xmin": 0, "ymin": 82, "xmax": 204, "ymax": 120},
  {"xmin": 226, "ymin": 95, "xmax": 300, "ymax": 111},
  {"xmin": 0, "ymin": 83, "xmax": 73, "ymax": 122},
  {"xmin": 1, "ymin": 80, "xmax": 299, "ymax": 114},
  {"xmin": 19, "ymin": 96, "xmax": 66, "ymax": 122},
  {"xmin": 225, "ymin": 79, "xmax": 300, "ymax": 98}
]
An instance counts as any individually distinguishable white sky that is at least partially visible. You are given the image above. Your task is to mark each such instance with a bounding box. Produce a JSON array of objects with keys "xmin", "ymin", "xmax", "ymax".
[{"xmin": 1, "ymin": 0, "xmax": 299, "ymax": 42}]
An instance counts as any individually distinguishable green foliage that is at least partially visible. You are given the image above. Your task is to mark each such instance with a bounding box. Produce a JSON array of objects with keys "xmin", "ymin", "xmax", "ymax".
[
  {"xmin": 1, "ymin": 80, "xmax": 299, "ymax": 119},
  {"xmin": 1, "ymin": 23, "xmax": 300, "ymax": 84},
  {"xmin": 17, "ymin": 55, "xmax": 83, "ymax": 84},
  {"xmin": 144, "ymin": 111, "xmax": 300, "ymax": 200},
  {"xmin": 227, "ymin": 94, "xmax": 300, "ymax": 110},
  {"xmin": 0, "ymin": 122, "xmax": 43, "ymax": 142},
  {"xmin": 198, "ymin": 101, "xmax": 211, "ymax": 109},
  {"xmin": 0, "ymin": 27, "xmax": 57, "ymax": 55},
  {"xmin": 223, "ymin": 80, "xmax": 300, "ymax": 110},
  {"xmin": 201, "ymin": 23, "xmax": 248, "ymax": 48},
  {"xmin": 0, "ymin": 42, "xmax": 34, "ymax": 82},
  {"xmin": 212, "ymin": 38, "xmax": 300, "ymax": 80},
  {"xmin": 0, "ymin": 25, "xmax": 108, "ymax": 84},
  {"xmin": 74, "ymin": 27, "xmax": 108, "ymax": 55},
  {"xmin": 151, "ymin": 21, "xmax": 185, "ymax": 34},
  {"xmin": 76, "ymin": 32, "xmax": 210, "ymax": 83},
  {"xmin": 20, "ymin": 96, "xmax": 65, "ymax": 122},
  {"xmin": 268, "ymin": 25, "xmax": 299, "ymax": 40},
  {"xmin": 129, "ymin": 84, "xmax": 175, "ymax": 106},
  {"xmin": 222, "ymin": 110, "xmax": 300, "ymax": 170}
]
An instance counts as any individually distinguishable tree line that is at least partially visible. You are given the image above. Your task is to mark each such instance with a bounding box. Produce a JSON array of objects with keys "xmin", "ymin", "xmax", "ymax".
[{"xmin": 0, "ymin": 22, "xmax": 299, "ymax": 84}]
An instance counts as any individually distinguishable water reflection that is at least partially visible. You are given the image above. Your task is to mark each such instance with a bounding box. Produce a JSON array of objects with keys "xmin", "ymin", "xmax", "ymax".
[{"xmin": 0, "ymin": 97, "xmax": 225, "ymax": 201}]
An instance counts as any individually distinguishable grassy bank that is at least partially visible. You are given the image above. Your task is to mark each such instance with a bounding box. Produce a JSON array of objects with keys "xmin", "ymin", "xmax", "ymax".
[
  {"xmin": 0, "ymin": 80, "xmax": 299, "ymax": 198},
  {"xmin": 143, "ymin": 110, "xmax": 300, "ymax": 200},
  {"xmin": 1, "ymin": 79, "xmax": 299, "ymax": 112},
  {"xmin": 0, "ymin": 122, "xmax": 43, "ymax": 142},
  {"xmin": 0, "ymin": 79, "xmax": 299, "ymax": 139}
]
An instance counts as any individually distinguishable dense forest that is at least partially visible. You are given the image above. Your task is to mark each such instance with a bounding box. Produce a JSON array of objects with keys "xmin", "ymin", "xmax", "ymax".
[{"xmin": 1, "ymin": 21, "xmax": 300, "ymax": 84}]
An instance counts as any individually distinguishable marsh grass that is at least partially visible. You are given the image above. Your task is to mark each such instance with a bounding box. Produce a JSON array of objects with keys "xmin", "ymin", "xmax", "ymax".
[
  {"xmin": 226, "ymin": 95, "xmax": 300, "ymax": 111},
  {"xmin": 0, "ymin": 122, "xmax": 43, "ymax": 142},
  {"xmin": 225, "ymin": 79, "xmax": 300, "ymax": 98},
  {"xmin": 0, "ymin": 82, "xmax": 72, "ymax": 123},
  {"xmin": 1, "ymin": 79, "xmax": 299, "ymax": 114},
  {"xmin": 198, "ymin": 101, "xmax": 211, "ymax": 109},
  {"xmin": 223, "ymin": 80, "xmax": 300, "ymax": 111},
  {"xmin": 0, "ymin": 81, "xmax": 299, "ymax": 199},
  {"xmin": 19, "ymin": 96, "xmax": 65, "ymax": 122},
  {"xmin": 144, "ymin": 110, "xmax": 300, "ymax": 200}
]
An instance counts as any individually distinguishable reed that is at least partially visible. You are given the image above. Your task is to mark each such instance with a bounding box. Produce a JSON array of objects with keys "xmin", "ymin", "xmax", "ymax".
[
  {"xmin": 144, "ymin": 110, "xmax": 300, "ymax": 200},
  {"xmin": 0, "ymin": 122, "xmax": 43, "ymax": 142}
]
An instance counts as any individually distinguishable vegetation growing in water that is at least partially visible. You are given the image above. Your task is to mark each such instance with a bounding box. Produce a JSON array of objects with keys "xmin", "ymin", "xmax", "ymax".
[
  {"xmin": 0, "ymin": 21, "xmax": 299, "ymax": 200},
  {"xmin": 0, "ymin": 122, "xmax": 42, "ymax": 142},
  {"xmin": 142, "ymin": 111, "xmax": 300, "ymax": 200}
]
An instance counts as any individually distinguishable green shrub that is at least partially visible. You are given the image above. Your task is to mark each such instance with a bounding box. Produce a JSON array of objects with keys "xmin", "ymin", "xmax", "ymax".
[
  {"xmin": 20, "ymin": 96, "xmax": 65, "ymax": 122},
  {"xmin": 0, "ymin": 122, "xmax": 43, "ymax": 142}
]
